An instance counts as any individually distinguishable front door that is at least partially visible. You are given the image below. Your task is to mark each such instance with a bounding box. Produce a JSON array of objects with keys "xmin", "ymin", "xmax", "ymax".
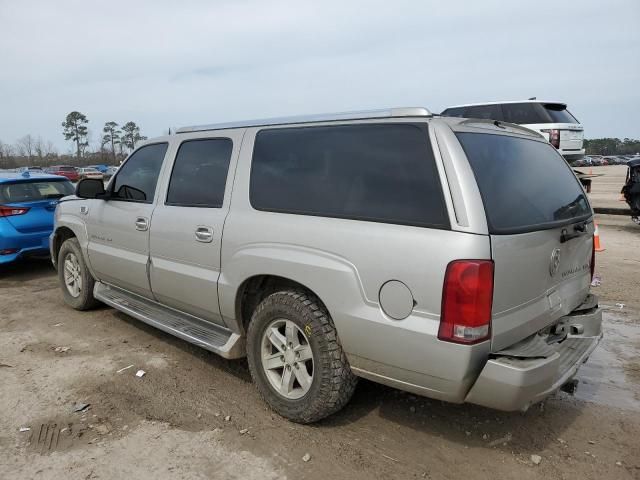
[
  {"xmin": 86, "ymin": 142, "xmax": 169, "ymax": 298},
  {"xmin": 149, "ymin": 135, "xmax": 239, "ymax": 325}
]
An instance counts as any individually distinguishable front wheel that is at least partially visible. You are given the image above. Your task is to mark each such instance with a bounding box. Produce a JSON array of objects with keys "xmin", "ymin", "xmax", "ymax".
[
  {"xmin": 246, "ymin": 290, "xmax": 357, "ymax": 423},
  {"xmin": 57, "ymin": 238, "xmax": 100, "ymax": 310}
]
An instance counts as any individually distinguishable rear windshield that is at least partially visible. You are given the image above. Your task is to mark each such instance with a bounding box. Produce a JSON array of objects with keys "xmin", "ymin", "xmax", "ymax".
[
  {"xmin": 59, "ymin": 166, "xmax": 76, "ymax": 171},
  {"xmin": 457, "ymin": 132, "xmax": 591, "ymax": 234},
  {"xmin": 543, "ymin": 103, "xmax": 579, "ymax": 123},
  {"xmin": 0, "ymin": 180, "xmax": 74, "ymax": 203}
]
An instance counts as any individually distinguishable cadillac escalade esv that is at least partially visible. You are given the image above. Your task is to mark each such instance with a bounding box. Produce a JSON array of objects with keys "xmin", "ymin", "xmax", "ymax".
[{"xmin": 51, "ymin": 107, "xmax": 602, "ymax": 423}]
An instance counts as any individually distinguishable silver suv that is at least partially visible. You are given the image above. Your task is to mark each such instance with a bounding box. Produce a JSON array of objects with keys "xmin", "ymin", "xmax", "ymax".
[{"xmin": 51, "ymin": 108, "xmax": 602, "ymax": 423}]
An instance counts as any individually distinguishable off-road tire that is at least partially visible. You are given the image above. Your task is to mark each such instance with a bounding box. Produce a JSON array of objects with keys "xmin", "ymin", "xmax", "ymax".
[
  {"xmin": 57, "ymin": 238, "xmax": 100, "ymax": 310},
  {"xmin": 246, "ymin": 290, "xmax": 358, "ymax": 423}
]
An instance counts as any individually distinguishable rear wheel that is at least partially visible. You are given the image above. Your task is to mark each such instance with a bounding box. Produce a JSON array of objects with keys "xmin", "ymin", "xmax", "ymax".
[
  {"xmin": 57, "ymin": 238, "xmax": 99, "ymax": 310},
  {"xmin": 246, "ymin": 290, "xmax": 357, "ymax": 423}
]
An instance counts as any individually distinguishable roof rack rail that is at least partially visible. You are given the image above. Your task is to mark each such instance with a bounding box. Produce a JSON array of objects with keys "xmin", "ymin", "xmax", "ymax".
[{"xmin": 176, "ymin": 107, "xmax": 432, "ymax": 134}]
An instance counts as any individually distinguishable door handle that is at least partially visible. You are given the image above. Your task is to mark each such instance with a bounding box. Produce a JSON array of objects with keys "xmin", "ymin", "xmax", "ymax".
[
  {"xmin": 135, "ymin": 217, "xmax": 149, "ymax": 231},
  {"xmin": 195, "ymin": 226, "xmax": 214, "ymax": 243}
]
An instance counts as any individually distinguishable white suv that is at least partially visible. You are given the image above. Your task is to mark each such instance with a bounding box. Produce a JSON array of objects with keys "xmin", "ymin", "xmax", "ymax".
[{"xmin": 441, "ymin": 100, "xmax": 585, "ymax": 162}]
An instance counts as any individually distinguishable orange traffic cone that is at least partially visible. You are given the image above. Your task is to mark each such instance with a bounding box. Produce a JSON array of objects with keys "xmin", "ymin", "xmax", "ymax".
[{"xmin": 594, "ymin": 221, "xmax": 605, "ymax": 252}]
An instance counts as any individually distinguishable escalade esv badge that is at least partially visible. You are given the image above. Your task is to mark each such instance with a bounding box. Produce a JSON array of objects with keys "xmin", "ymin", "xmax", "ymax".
[{"xmin": 549, "ymin": 248, "xmax": 561, "ymax": 277}]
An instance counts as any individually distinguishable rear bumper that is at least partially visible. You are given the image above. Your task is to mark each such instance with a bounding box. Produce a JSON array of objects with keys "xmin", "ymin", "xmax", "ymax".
[
  {"xmin": 0, "ymin": 220, "xmax": 52, "ymax": 264},
  {"xmin": 465, "ymin": 297, "xmax": 602, "ymax": 411}
]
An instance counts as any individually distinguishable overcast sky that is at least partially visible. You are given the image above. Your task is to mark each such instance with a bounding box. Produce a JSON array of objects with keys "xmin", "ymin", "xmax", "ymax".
[{"xmin": 1, "ymin": 0, "xmax": 639, "ymax": 153}]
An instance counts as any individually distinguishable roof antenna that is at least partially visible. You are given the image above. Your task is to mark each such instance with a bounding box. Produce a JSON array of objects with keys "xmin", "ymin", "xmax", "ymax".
[{"xmin": 528, "ymin": 96, "xmax": 537, "ymax": 100}]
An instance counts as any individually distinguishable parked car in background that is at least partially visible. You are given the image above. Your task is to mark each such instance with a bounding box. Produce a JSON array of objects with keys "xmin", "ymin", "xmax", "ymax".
[
  {"xmin": 103, "ymin": 165, "xmax": 119, "ymax": 181},
  {"xmin": 88, "ymin": 164, "xmax": 109, "ymax": 174},
  {"xmin": 77, "ymin": 167, "xmax": 104, "ymax": 181},
  {"xmin": 51, "ymin": 107, "xmax": 602, "ymax": 423},
  {"xmin": 47, "ymin": 165, "xmax": 79, "ymax": 182},
  {"xmin": 0, "ymin": 172, "xmax": 74, "ymax": 264},
  {"xmin": 18, "ymin": 166, "xmax": 45, "ymax": 173},
  {"xmin": 441, "ymin": 100, "xmax": 585, "ymax": 162}
]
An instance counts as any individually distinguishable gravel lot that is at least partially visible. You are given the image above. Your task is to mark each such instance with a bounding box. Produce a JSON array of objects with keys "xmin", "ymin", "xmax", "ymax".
[{"xmin": 0, "ymin": 187, "xmax": 638, "ymax": 479}]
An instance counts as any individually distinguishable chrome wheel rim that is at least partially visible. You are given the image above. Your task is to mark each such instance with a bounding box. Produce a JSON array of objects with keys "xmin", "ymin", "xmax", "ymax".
[
  {"xmin": 63, "ymin": 252, "xmax": 82, "ymax": 298},
  {"xmin": 261, "ymin": 319, "xmax": 314, "ymax": 400}
]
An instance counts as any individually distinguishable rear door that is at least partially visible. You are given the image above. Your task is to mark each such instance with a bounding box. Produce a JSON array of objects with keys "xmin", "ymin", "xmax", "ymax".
[
  {"xmin": 148, "ymin": 133, "xmax": 240, "ymax": 325},
  {"xmin": 85, "ymin": 143, "xmax": 168, "ymax": 298},
  {"xmin": 456, "ymin": 131, "xmax": 594, "ymax": 350}
]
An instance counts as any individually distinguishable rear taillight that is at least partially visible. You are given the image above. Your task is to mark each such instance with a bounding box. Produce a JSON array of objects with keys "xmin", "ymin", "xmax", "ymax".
[
  {"xmin": 438, "ymin": 260, "xmax": 494, "ymax": 344},
  {"xmin": 0, "ymin": 206, "xmax": 30, "ymax": 217},
  {"xmin": 590, "ymin": 234, "xmax": 596, "ymax": 280},
  {"xmin": 541, "ymin": 129, "xmax": 560, "ymax": 149}
]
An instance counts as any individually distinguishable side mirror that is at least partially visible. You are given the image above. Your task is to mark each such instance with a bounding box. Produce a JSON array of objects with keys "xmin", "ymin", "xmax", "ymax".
[{"xmin": 76, "ymin": 178, "xmax": 106, "ymax": 199}]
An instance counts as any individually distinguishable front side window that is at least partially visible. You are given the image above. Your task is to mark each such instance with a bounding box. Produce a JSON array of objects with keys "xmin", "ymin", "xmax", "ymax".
[
  {"xmin": 166, "ymin": 138, "xmax": 233, "ymax": 207},
  {"xmin": 250, "ymin": 123, "xmax": 449, "ymax": 228},
  {"xmin": 111, "ymin": 143, "xmax": 168, "ymax": 202}
]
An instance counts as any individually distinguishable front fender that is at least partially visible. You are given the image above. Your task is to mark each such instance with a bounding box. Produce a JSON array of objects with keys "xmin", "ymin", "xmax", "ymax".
[{"xmin": 52, "ymin": 205, "xmax": 94, "ymax": 277}]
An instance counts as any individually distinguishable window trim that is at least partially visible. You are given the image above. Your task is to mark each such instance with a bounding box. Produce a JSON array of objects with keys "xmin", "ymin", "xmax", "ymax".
[
  {"xmin": 108, "ymin": 142, "xmax": 169, "ymax": 204},
  {"xmin": 248, "ymin": 122, "xmax": 451, "ymax": 230},
  {"xmin": 163, "ymin": 137, "xmax": 234, "ymax": 209}
]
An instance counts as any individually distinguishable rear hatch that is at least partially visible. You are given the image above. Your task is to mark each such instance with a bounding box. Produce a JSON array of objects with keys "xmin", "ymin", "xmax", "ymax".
[
  {"xmin": 0, "ymin": 179, "xmax": 74, "ymax": 233},
  {"xmin": 456, "ymin": 131, "xmax": 593, "ymax": 351}
]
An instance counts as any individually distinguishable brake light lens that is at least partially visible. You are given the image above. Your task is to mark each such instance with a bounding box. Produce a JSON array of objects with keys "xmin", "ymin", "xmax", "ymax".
[
  {"xmin": 438, "ymin": 260, "xmax": 494, "ymax": 344},
  {"xmin": 0, "ymin": 206, "xmax": 30, "ymax": 217},
  {"xmin": 541, "ymin": 129, "xmax": 560, "ymax": 149}
]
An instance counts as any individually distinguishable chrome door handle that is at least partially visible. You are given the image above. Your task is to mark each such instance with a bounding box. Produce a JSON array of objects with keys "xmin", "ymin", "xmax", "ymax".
[
  {"xmin": 135, "ymin": 217, "xmax": 149, "ymax": 231},
  {"xmin": 195, "ymin": 226, "xmax": 214, "ymax": 243}
]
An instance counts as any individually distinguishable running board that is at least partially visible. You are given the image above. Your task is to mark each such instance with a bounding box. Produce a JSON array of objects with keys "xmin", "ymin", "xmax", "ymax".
[{"xmin": 93, "ymin": 282, "xmax": 245, "ymax": 359}]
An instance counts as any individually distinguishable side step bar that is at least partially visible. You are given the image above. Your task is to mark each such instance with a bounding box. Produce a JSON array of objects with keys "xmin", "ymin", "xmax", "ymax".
[{"xmin": 94, "ymin": 282, "xmax": 245, "ymax": 359}]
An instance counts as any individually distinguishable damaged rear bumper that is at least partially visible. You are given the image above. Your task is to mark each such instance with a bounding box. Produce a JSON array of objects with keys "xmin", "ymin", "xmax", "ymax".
[{"xmin": 465, "ymin": 295, "xmax": 602, "ymax": 411}]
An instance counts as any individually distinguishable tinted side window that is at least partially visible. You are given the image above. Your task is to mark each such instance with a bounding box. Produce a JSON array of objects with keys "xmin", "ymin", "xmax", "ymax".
[
  {"xmin": 250, "ymin": 124, "xmax": 449, "ymax": 228},
  {"xmin": 112, "ymin": 143, "xmax": 168, "ymax": 202},
  {"xmin": 442, "ymin": 107, "xmax": 465, "ymax": 117},
  {"xmin": 464, "ymin": 105, "xmax": 503, "ymax": 121},
  {"xmin": 501, "ymin": 103, "xmax": 549, "ymax": 124},
  {"xmin": 166, "ymin": 139, "xmax": 233, "ymax": 207}
]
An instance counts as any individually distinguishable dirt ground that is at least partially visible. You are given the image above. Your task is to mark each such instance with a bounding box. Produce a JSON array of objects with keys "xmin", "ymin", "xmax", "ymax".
[{"xmin": 1, "ymin": 220, "xmax": 639, "ymax": 479}]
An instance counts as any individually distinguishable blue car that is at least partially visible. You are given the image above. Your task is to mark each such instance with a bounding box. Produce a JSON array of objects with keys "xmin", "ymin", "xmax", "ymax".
[{"xmin": 0, "ymin": 171, "xmax": 74, "ymax": 264}]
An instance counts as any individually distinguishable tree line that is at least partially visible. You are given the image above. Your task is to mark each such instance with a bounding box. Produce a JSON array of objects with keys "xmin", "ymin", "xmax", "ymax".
[
  {"xmin": 584, "ymin": 138, "xmax": 640, "ymax": 156},
  {"xmin": 0, "ymin": 111, "xmax": 148, "ymax": 169}
]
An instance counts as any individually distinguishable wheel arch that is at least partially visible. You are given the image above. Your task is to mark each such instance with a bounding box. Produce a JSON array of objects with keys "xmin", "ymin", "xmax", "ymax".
[
  {"xmin": 234, "ymin": 274, "xmax": 330, "ymax": 336},
  {"xmin": 51, "ymin": 226, "xmax": 78, "ymax": 269}
]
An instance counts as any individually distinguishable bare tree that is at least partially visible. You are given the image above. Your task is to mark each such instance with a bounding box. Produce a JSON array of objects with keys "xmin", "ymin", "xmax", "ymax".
[
  {"xmin": 16, "ymin": 134, "xmax": 36, "ymax": 164},
  {"xmin": 0, "ymin": 141, "xmax": 16, "ymax": 169}
]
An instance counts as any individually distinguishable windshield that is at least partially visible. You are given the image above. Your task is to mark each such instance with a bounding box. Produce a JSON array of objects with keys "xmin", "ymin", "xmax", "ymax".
[
  {"xmin": 457, "ymin": 132, "xmax": 591, "ymax": 234},
  {"xmin": 0, "ymin": 180, "xmax": 75, "ymax": 203}
]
